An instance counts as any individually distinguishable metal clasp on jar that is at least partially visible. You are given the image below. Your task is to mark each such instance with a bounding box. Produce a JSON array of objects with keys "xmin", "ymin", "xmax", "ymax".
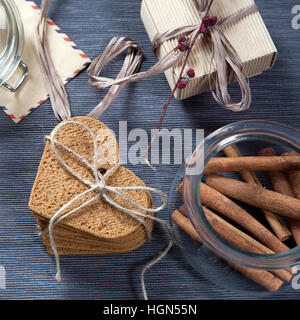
[{"xmin": 2, "ymin": 59, "xmax": 28, "ymax": 92}]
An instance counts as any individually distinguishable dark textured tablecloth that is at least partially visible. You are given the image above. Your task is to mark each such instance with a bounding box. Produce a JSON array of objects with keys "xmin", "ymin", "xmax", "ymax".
[{"xmin": 0, "ymin": 0, "xmax": 300, "ymax": 300}]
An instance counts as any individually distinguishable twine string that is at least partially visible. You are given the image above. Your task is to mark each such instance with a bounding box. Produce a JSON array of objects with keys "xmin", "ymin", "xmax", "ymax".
[{"xmin": 41, "ymin": 120, "xmax": 174, "ymax": 300}]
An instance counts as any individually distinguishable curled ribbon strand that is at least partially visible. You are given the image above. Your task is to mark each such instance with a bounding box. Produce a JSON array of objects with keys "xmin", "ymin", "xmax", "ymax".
[
  {"xmin": 41, "ymin": 120, "xmax": 174, "ymax": 300},
  {"xmin": 37, "ymin": 0, "xmax": 258, "ymax": 121},
  {"xmin": 87, "ymin": 36, "xmax": 184, "ymax": 119},
  {"xmin": 36, "ymin": 0, "xmax": 71, "ymax": 121}
]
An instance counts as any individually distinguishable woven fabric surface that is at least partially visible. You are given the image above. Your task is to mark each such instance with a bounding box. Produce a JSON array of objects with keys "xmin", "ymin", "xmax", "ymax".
[{"xmin": 0, "ymin": 0, "xmax": 300, "ymax": 299}]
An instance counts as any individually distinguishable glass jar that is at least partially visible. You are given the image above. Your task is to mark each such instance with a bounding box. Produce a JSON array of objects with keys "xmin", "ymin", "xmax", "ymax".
[
  {"xmin": 169, "ymin": 120, "xmax": 300, "ymax": 297},
  {"xmin": 0, "ymin": 0, "xmax": 28, "ymax": 92}
]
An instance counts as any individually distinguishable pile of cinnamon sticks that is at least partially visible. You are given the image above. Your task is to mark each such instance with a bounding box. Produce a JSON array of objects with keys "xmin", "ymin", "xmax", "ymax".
[{"xmin": 172, "ymin": 146, "xmax": 300, "ymax": 292}]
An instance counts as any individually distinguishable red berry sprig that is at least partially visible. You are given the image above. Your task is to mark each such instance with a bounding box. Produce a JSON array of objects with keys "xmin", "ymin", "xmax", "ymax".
[{"xmin": 145, "ymin": 0, "xmax": 215, "ymax": 161}]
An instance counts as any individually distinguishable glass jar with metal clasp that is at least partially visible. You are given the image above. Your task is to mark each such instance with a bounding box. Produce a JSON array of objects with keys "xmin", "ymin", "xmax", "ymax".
[{"xmin": 0, "ymin": 0, "xmax": 28, "ymax": 92}]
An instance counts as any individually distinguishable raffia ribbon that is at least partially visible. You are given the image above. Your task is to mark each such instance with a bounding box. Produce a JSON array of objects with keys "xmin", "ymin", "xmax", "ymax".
[
  {"xmin": 36, "ymin": 0, "xmax": 258, "ymax": 121},
  {"xmin": 152, "ymin": 2, "xmax": 258, "ymax": 111},
  {"xmin": 36, "ymin": 0, "xmax": 71, "ymax": 121},
  {"xmin": 41, "ymin": 120, "xmax": 174, "ymax": 300}
]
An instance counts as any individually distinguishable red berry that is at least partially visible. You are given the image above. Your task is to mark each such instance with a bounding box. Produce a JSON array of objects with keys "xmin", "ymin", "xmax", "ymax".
[
  {"xmin": 200, "ymin": 25, "xmax": 208, "ymax": 33},
  {"xmin": 201, "ymin": 16, "xmax": 218, "ymax": 31},
  {"xmin": 187, "ymin": 69, "xmax": 195, "ymax": 78},
  {"xmin": 177, "ymin": 43, "xmax": 187, "ymax": 52},
  {"xmin": 210, "ymin": 16, "xmax": 218, "ymax": 26},
  {"xmin": 178, "ymin": 36, "xmax": 186, "ymax": 43},
  {"xmin": 177, "ymin": 80, "xmax": 187, "ymax": 89},
  {"xmin": 202, "ymin": 17, "xmax": 211, "ymax": 27}
]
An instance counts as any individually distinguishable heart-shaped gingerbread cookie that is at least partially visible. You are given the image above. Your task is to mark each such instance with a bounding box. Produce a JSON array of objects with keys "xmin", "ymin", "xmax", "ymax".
[{"xmin": 29, "ymin": 116, "xmax": 154, "ymax": 254}]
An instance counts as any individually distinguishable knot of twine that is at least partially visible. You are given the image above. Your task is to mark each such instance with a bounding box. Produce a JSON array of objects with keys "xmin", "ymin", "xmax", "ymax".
[
  {"xmin": 41, "ymin": 120, "xmax": 174, "ymax": 300},
  {"xmin": 36, "ymin": 0, "xmax": 258, "ymax": 121}
]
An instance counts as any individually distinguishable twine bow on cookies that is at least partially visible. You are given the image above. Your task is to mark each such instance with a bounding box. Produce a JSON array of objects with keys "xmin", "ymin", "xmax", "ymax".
[{"xmin": 40, "ymin": 120, "xmax": 174, "ymax": 300}]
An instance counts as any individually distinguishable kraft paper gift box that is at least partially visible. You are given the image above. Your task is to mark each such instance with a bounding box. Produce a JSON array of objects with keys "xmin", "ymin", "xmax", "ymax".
[{"xmin": 141, "ymin": 0, "xmax": 277, "ymax": 100}]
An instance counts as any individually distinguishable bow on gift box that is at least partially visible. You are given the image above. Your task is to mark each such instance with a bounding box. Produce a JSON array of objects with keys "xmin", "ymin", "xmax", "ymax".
[
  {"xmin": 151, "ymin": 1, "xmax": 259, "ymax": 111},
  {"xmin": 37, "ymin": 0, "xmax": 259, "ymax": 121}
]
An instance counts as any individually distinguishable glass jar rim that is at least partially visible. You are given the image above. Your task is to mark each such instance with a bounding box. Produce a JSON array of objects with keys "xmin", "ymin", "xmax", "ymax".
[
  {"xmin": 183, "ymin": 119, "xmax": 300, "ymax": 270},
  {"xmin": 0, "ymin": 0, "xmax": 24, "ymax": 84}
]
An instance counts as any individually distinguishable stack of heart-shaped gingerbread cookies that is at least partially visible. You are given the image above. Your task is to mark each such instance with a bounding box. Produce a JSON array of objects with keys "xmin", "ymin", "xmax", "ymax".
[{"xmin": 29, "ymin": 117, "xmax": 154, "ymax": 255}]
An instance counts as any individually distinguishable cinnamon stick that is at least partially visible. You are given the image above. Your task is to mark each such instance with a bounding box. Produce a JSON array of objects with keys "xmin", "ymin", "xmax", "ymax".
[
  {"xmin": 282, "ymin": 152, "xmax": 300, "ymax": 244},
  {"xmin": 223, "ymin": 145, "xmax": 291, "ymax": 241},
  {"xmin": 204, "ymin": 207, "xmax": 292, "ymax": 282},
  {"xmin": 258, "ymin": 148, "xmax": 300, "ymax": 244},
  {"xmin": 177, "ymin": 180, "xmax": 289, "ymax": 253},
  {"xmin": 199, "ymin": 183, "xmax": 289, "ymax": 253},
  {"xmin": 204, "ymin": 156, "xmax": 300, "ymax": 174},
  {"xmin": 177, "ymin": 182, "xmax": 290, "ymax": 253},
  {"xmin": 282, "ymin": 152, "xmax": 300, "ymax": 199},
  {"xmin": 180, "ymin": 206, "xmax": 292, "ymax": 282},
  {"xmin": 206, "ymin": 174, "xmax": 300, "ymax": 221},
  {"xmin": 171, "ymin": 210, "xmax": 284, "ymax": 291},
  {"xmin": 180, "ymin": 205, "xmax": 290, "ymax": 264},
  {"xmin": 223, "ymin": 145, "xmax": 261, "ymax": 184},
  {"xmin": 227, "ymin": 263, "xmax": 283, "ymax": 292}
]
